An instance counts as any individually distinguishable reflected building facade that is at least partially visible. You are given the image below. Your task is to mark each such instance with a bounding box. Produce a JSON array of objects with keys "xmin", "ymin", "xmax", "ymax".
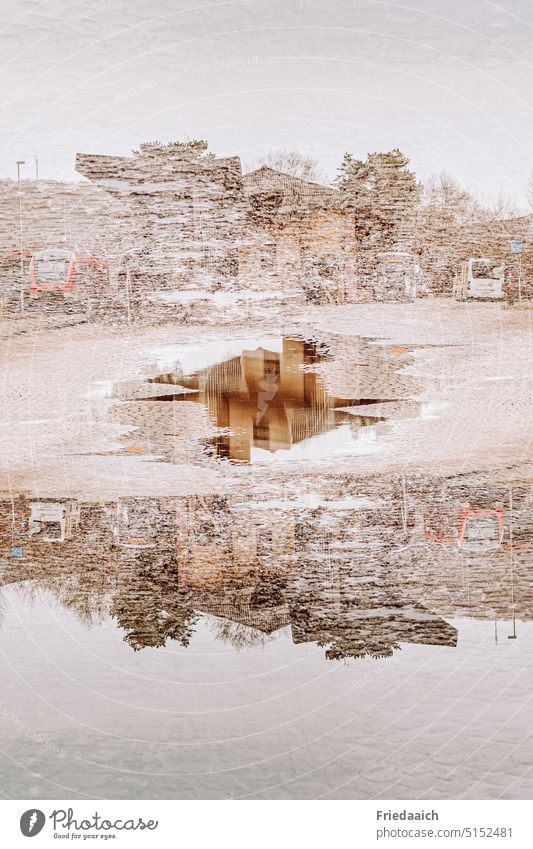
[
  {"xmin": 143, "ymin": 337, "xmax": 388, "ymax": 462},
  {"xmin": 1, "ymin": 477, "xmax": 530, "ymax": 658}
]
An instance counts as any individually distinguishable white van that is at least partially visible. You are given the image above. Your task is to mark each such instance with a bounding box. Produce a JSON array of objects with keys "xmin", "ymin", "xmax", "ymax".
[
  {"xmin": 456, "ymin": 258, "xmax": 504, "ymax": 300},
  {"xmin": 28, "ymin": 500, "xmax": 80, "ymax": 542}
]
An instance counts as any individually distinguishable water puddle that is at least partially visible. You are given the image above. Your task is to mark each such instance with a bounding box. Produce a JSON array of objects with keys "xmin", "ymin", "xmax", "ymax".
[
  {"xmin": 124, "ymin": 335, "xmax": 415, "ymax": 463},
  {"xmin": 1, "ymin": 477, "xmax": 530, "ymax": 798}
]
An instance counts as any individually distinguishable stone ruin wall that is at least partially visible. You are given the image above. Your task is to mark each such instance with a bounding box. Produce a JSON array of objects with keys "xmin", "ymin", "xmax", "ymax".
[{"xmin": 75, "ymin": 144, "xmax": 248, "ymax": 297}]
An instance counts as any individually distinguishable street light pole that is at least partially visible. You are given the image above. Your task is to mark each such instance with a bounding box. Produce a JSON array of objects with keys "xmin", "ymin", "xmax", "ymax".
[
  {"xmin": 16, "ymin": 160, "xmax": 26, "ymax": 313},
  {"xmin": 508, "ymin": 487, "xmax": 517, "ymax": 640},
  {"xmin": 510, "ymin": 237, "xmax": 523, "ymax": 306}
]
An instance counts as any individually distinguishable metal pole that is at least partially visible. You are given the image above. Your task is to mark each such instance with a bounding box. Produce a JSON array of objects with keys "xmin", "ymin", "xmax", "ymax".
[
  {"xmin": 35, "ymin": 155, "xmax": 39, "ymax": 181},
  {"xmin": 508, "ymin": 487, "xmax": 517, "ymax": 639},
  {"xmin": 126, "ymin": 269, "xmax": 131, "ymax": 324},
  {"xmin": 16, "ymin": 160, "xmax": 25, "ymax": 313},
  {"xmin": 401, "ymin": 474, "xmax": 408, "ymax": 536},
  {"xmin": 518, "ymin": 253, "xmax": 522, "ymax": 305}
]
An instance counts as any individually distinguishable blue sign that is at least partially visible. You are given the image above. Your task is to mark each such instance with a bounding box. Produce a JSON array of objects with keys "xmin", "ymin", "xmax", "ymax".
[
  {"xmin": 510, "ymin": 239, "xmax": 523, "ymax": 254},
  {"xmin": 11, "ymin": 546, "xmax": 24, "ymax": 560}
]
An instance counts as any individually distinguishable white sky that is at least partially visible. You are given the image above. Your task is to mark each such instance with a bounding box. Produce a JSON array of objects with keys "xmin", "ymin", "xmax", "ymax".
[{"xmin": 1, "ymin": 0, "xmax": 532, "ymax": 205}]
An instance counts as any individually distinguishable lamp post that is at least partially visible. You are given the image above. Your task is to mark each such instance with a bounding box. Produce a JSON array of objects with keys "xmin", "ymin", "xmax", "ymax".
[
  {"xmin": 16, "ymin": 160, "xmax": 26, "ymax": 313},
  {"xmin": 510, "ymin": 238, "xmax": 523, "ymax": 305},
  {"xmin": 507, "ymin": 486, "xmax": 518, "ymax": 639}
]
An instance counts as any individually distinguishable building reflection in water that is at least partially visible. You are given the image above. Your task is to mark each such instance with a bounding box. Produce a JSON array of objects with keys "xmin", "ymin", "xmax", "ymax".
[
  {"xmin": 1, "ymin": 479, "xmax": 530, "ymax": 658},
  {"xmin": 143, "ymin": 337, "xmax": 388, "ymax": 462}
]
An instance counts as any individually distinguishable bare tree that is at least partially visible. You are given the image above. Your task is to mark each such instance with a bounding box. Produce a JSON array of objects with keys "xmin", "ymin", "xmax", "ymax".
[
  {"xmin": 423, "ymin": 172, "xmax": 476, "ymax": 212},
  {"xmin": 258, "ymin": 148, "xmax": 325, "ymax": 183},
  {"xmin": 209, "ymin": 617, "xmax": 274, "ymax": 650},
  {"xmin": 416, "ymin": 172, "xmax": 521, "ymax": 294},
  {"xmin": 416, "ymin": 173, "xmax": 482, "ymax": 293}
]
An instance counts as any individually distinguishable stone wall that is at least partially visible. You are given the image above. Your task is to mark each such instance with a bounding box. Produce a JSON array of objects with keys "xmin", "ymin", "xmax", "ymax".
[{"xmin": 75, "ymin": 142, "xmax": 246, "ymax": 295}]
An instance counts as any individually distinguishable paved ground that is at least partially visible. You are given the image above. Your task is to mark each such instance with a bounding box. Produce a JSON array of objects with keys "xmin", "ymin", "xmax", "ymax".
[{"xmin": 0, "ymin": 312, "xmax": 87, "ymax": 338}]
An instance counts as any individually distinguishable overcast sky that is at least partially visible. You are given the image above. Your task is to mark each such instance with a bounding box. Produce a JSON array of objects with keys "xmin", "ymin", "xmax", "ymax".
[{"xmin": 1, "ymin": 0, "xmax": 532, "ymax": 205}]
